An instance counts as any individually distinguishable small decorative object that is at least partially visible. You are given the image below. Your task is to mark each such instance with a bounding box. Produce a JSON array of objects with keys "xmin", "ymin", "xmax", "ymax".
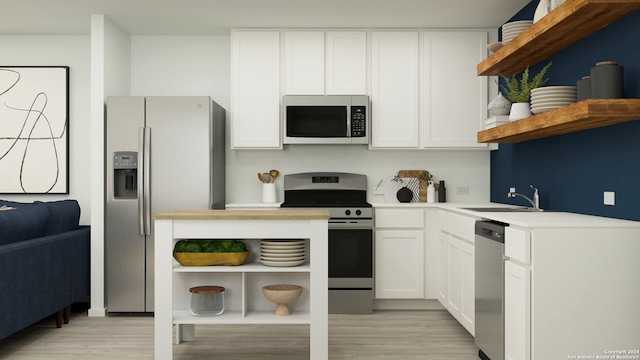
[
  {"xmin": 533, "ymin": 0, "xmax": 550, "ymax": 23},
  {"xmin": 438, "ymin": 180, "xmax": 447, "ymax": 203},
  {"xmin": 509, "ymin": 102, "xmax": 533, "ymax": 120},
  {"xmin": 488, "ymin": 92, "xmax": 512, "ymax": 116},
  {"xmin": 262, "ymin": 284, "xmax": 303, "ymax": 316},
  {"xmin": 189, "ymin": 286, "xmax": 225, "ymax": 316},
  {"xmin": 487, "ymin": 42, "xmax": 503, "ymax": 53},
  {"xmin": 427, "ymin": 182, "xmax": 436, "ymax": 204},
  {"xmin": 392, "ymin": 175, "xmax": 414, "ymax": 203},
  {"xmin": 576, "ymin": 76, "xmax": 591, "ymax": 101},
  {"xmin": 173, "ymin": 240, "xmax": 249, "ymax": 266},
  {"xmin": 500, "ymin": 61, "xmax": 552, "ymax": 120},
  {"xmin": 416, "ymin": 171, "xmax": 432, "ymax": 202},
  {"xmin": 590, "ymin": 61, "xmax": 624, "ymax": 99}
]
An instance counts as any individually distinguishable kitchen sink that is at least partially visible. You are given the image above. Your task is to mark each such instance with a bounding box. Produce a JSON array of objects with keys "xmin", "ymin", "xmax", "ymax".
[{"xmin": 461, "ymin": 207, "xmax": 545, "ymax": 213}]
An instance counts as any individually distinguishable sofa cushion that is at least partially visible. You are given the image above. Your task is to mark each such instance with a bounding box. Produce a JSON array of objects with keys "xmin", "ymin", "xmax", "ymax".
[
  {"xmin": 0, "ymin": 203, "xmax": 49, "ymax": 246},
  {"xmin": 42, "ymin": 200, "xmax": 80, "ymax": 235}
]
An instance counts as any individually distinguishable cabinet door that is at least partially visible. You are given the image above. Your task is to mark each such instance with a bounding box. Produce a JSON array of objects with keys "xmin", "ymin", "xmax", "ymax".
[
  {"xmin": 505, "ymin": 260, "xmax": 531, "ymax": 360},
  {"xmin": 326, "ymin": 32, "xmax": 367, "ymax": 95},
  {"xmin": 370, "ymin": 32, "xmax": 419, "ymax": 148},
  {"xmin": 375, "ymin": 229, "xmax": 425, "ymax": 299},
  {"xmin": 422, "ymin": 31, "xmax": 489, "ymax": 148},
  {"xmin": 459, "ymin": 240, "xmax": 475, "ymax": 335},
  {"xmin": 437, "ymin": 232, "xmax": 449, "ymax": 306},
  {"xmin": 284, "ymin": 31, "xmax": 325, "ymax": 95},
  {"xmin": 447, "ymin": 236, "xmax": 462, "ymax": 316},
  {"xmin": 231, "ymin": 31, "xmax": 281, "ymax": 148}
]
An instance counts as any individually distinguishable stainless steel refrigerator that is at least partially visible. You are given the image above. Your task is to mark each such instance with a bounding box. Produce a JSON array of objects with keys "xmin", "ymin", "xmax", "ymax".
[{"xmin": 105, "ymin": 96, "xmax": 225, "ymax": 313}]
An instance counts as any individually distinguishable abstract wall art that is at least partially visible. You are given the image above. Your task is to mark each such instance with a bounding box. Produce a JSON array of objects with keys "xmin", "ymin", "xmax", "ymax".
[{"xmin": 0, "ymin": 66, "xmax": 69, "ymax": 194}]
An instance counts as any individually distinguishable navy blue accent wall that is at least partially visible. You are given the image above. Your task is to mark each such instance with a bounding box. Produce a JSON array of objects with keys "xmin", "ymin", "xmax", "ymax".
[{"xmin": 490, "ymin": 2, "xmax": 640, "ymax": 221}]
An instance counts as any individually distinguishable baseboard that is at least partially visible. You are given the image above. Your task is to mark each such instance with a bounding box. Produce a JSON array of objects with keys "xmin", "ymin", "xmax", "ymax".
[
  {"xmin": 373, "ymin": 299, "xmax": 444, "ymax": 310},
  {"xmin": 88, "ymin": 307, "xmax": 107, "ymax": 317}
]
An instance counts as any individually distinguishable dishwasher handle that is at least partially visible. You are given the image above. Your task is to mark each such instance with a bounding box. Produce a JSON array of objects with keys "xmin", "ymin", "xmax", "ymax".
[{"xmin": 475, "ymin": 220, "xmax": 507, "ymax": 243}]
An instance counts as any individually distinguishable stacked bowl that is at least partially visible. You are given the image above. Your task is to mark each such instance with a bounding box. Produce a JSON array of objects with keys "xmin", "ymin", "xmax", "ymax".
[
  {"xmin": 260, "ymin": 239, "xmax": 306, "ymax": 267},
  {"xmin": 530, "ymin": 86, "xmax": 577, "ymax": 114},
  {"xmin": 501, "ymin": 20, "xmax": 533, "ymax": 44}
]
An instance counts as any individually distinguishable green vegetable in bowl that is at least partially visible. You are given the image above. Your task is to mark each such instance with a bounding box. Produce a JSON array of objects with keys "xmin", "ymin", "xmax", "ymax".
[{"xmin": 174, "ymin": 239, "xmax": 246, "ymax": 253}]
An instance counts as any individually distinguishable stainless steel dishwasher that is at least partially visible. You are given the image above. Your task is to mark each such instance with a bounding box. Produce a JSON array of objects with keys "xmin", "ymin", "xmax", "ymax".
[{"xmin": 475, "ymin": 220, "xmax": 507, "ymax": 360}]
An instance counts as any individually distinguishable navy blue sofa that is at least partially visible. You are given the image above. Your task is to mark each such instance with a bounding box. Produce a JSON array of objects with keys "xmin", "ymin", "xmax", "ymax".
[{"xmin": 0, "ymin": 199, "xmax": 90, "ymax": 340}]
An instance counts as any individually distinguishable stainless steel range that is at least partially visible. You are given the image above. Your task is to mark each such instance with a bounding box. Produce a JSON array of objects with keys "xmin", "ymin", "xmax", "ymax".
[{"xmin": 281, "ymin": 172, "xmax": 374, "ymax": 314}]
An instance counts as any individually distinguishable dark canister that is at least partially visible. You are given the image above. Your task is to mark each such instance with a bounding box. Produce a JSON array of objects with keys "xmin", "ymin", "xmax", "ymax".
[
  {"xmin": 590, "ymin": 61, "xmax": 623, "ymax": 99},
  {"xmin": 576, "ymin": 76, "xmax": 591, "ymax": 101}
]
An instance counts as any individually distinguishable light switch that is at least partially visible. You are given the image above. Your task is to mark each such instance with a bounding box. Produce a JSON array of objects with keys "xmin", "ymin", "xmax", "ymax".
[{"xmin": 604, "ymin": 191, "xmax": 615, "ymax": 206}]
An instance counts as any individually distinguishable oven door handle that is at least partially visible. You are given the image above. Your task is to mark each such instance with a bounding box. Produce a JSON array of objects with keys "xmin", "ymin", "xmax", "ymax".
[{"xmin": 328, "ymin": 220, "xmax": 374, "ymax": 229}]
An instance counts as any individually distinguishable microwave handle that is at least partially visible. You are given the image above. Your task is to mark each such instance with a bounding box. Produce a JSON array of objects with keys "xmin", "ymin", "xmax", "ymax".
[{"xmin": 346, "ymin": 105, "xmax": 352, "ymax": 138}]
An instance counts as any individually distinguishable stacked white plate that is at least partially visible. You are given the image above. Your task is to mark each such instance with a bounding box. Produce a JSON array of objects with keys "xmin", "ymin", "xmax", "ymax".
[
  {"xmin": 530, "ymin": 86, "xmax": 577, "ymax": 114},
  {"xmin": 260, "ymin": 239, "xmax": 306, "ymax": 267},
  {"xmin": 502, "ymin": 20, "xmax": 533, "ymax": 44}
]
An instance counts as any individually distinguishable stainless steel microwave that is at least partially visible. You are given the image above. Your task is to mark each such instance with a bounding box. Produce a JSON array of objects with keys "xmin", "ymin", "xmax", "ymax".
[{"xmin": 283, "ymin": 95, "xmax": 369, "ymax": 145}]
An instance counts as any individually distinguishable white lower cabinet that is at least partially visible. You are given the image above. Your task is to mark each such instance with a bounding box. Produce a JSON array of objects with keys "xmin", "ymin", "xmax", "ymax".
[
  {"xmin": 375, "ymin": 229, "xmax": 425, "ymax": 298},
  {"xmin": 504, "ymin": 260, "xmax": 530, "ymax": 360},
  {"xmin": 374, "ymin": 208, "xmax": 425, "ymax": 299},
  {"xmin": 437, "ymin": 209, "xmax": 476, "ymax": 336}
]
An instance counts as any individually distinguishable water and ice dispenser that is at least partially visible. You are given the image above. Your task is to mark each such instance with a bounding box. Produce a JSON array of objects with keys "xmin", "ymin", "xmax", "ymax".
[{"xmin": 113, "ymin": 151, "xmax": 138, "ymax": 199}]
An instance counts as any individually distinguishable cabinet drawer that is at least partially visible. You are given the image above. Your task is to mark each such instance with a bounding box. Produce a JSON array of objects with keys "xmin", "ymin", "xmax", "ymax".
[
  {"xmin": 447, "ymin": 212, "xmax": 477, "ymax": 242},
  {"xmin": 505, "ymin": 227, "xmax": 530, "ymax": 264},
  {"xmin": 375, "ymin": 208, "xmax": 424, "ymax": 228}
]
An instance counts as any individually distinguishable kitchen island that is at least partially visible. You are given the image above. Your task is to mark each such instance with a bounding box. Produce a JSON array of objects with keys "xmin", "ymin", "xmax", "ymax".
[{"xmin": 153, "ymin": 209, "xmax": 330, "ymax": 360}]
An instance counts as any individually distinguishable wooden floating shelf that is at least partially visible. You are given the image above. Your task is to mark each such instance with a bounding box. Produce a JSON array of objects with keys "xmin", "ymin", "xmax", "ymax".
[
  {"xmin": 478, "ymin": 0, "xmax": 640, "ymax": 76},
  {"xmin": 477, "ymin": 99, "xmax": 640, "ymax": 143}
]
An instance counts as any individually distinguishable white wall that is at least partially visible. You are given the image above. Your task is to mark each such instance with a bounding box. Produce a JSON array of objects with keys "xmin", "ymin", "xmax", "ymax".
[
  {"xmin": 130, "ymin": 35, "xmax": 491, "ymax": 204},
  {"xmin": 0, "ymin": 35, "xmax": 92, "ymax": 223}
]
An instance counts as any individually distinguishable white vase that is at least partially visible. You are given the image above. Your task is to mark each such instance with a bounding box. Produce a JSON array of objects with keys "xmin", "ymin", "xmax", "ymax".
[
  {"xmin": 488, "ymin": 92, "xmax": 512, "ymax": 116},
  {"xmin": 533, "ymin": 0, "xmax": 550, "ymax": 23},
  {"xmin": 509, "ymin": 102, "xmax": 532, "ymax": 121},
  {"xmin": 427, "ymin": 183, "xmax": 436, "ymax": 204}
]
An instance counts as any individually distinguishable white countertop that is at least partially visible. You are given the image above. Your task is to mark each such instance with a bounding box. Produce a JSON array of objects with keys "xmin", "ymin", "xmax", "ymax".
[
  {"xmin": 225, "ymin": 202, "xmax": 640, "ymax": 229},
  {"xmin": 372, "ymin": 202, "xmax": 640, "ymax": 228}
]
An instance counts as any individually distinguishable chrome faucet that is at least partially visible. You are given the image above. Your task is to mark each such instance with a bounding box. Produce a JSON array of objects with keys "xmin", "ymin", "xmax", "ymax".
[{"xmin": 508, "ymin": 185, "xmax": 541, "ymax": 211}]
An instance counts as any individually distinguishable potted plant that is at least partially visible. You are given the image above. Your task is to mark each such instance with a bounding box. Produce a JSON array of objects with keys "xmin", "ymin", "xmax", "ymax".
[
  {"xmin": 416, "ymin": 171, "xmax": 433, "ymax": 202},
  {"xmin": 392, "ymin": 175, "xmax": 413, "ymax": 203},
  {"xmin": 500, "ymin": 61, "xmax": 552, "ymax": 120}
]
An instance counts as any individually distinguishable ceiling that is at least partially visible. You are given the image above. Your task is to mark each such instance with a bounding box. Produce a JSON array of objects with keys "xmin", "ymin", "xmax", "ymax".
[{"xmin": 0, "ymin": 0, "xmax": 530, "ymax": 35}]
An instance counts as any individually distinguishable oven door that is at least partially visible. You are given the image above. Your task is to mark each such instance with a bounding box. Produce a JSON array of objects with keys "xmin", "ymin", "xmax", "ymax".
[{"xmin": 328, "ymin": 227, "xmax": 373, "ymax": 287}]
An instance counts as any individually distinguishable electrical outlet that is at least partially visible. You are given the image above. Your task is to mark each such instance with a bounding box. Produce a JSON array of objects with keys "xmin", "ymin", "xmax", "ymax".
[
  {"xmin": 604, "ymin": 191, "xmax": 615, "ymax": 206},
  {"xmin": 510, "ymin": 187, "xmax": 516, "ymax": 193},
  {"xmin": 456, "ymin": 186, "xmax": 469, "ymax": 195}
]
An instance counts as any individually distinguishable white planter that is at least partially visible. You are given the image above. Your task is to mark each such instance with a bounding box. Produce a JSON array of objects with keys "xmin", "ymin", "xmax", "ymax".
[{"xmin": 509, "ymin": 102, "xmax": 532, "ymax": 121}]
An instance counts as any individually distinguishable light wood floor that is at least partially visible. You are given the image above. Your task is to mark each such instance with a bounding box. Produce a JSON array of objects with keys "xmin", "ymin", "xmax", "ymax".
[{"xmin": 0, "ymin": 305, "xmax": 479, "ymax": 359}]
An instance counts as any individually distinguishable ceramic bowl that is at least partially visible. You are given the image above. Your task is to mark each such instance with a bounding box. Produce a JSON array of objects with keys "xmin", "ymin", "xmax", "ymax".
[
  {"xmin": 487, "ymin": 42, "xmax": 504, "ymax": 53},
  {"xmin": 262, "ymin": 284, "xmax": 303, "ymax": 316}
]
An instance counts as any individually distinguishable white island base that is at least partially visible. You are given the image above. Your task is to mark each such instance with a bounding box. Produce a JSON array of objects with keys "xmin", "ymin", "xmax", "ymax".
[{"xmin": 154, "ymin": 210, "xmax": 329, "ymax": 360}]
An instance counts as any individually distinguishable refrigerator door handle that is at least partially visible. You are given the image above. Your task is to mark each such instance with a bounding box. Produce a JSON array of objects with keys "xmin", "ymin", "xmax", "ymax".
[
  {"xmin": 138, "ymin": 128, "xmax": 146, "ymax": 236},
  {"xmin": 143, "ymin": 127, "xmax": 152, "ymax": 236}
]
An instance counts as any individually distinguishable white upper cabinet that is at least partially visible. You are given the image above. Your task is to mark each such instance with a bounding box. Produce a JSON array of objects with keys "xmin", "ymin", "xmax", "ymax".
[
  {"xmin": 325, "ymin": 32, "xmax": 367, "ymax": 95},
  {"xmin": 285, "ymin": 31, "xmax": 367, "ymax": 95},
  {"xmin": 422, "ymin": 31, "xmax": 489, "ymax": 148},
  {"xmin": 231, "ymin": 31, "xmax": 281, "ymax": 149},
  {"xmin": 370, "ymin": 32, "xmax": 420, "ymax": 148},
  {"xmin": 284, "ymin": 32, "xmax": 325, "ymax": 95}
]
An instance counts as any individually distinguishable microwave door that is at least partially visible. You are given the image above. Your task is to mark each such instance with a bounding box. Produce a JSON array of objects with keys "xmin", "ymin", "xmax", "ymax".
[{"xmin": 286, "ymin": 106, "xmax": 348, "ymax": 137}]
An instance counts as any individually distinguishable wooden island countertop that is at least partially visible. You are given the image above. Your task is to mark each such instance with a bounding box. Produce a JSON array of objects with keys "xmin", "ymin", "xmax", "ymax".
[{"xmin": 154, "ymin": 209, "xmax": 330, "ymax": 221}]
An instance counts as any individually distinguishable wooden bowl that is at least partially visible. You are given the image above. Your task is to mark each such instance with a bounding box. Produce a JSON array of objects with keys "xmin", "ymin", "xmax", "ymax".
[
  {"xmin": 173, "ymin": 251, "xmax": 249, "ymax": 266},
  {"xmin": 262, "ymin": 284, "xmax": 303, "ymax": 316}
]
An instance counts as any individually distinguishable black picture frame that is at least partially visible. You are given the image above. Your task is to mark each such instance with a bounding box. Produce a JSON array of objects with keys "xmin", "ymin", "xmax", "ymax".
[{"xmin": 0, "ymin": 66, "xmax": 69, "ymax": 194}]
